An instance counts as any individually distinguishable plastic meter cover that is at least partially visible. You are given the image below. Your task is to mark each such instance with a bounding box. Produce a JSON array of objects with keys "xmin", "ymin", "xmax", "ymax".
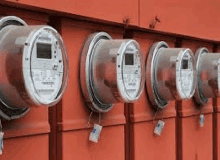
[
  {"xmin": 0, "ymin": 16, "xmax": 68, "ymax": 120},
  {"xmin": 80, "ymin": 32, "xmax": 144, "ymax": 113},
  {"xmin": 194, "ymin": 47, "xmax": 220, "ymax": 105},
  {"xmin": 146, "ymin": 41, "xmax": 196, "ymax": 109}
]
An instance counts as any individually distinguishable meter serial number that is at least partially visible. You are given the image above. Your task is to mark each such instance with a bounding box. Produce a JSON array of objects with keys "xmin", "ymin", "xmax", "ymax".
[
  {"xmin": 42, "ymin": 82, "xmax": 55, "ymax": 85},
  {"xmin": 37, "ymin": 89, "xmax": 55, "ymax": 93},
  {"xmin": 128, "ymin": 83, "xmax": 136, "ymax": 86}
]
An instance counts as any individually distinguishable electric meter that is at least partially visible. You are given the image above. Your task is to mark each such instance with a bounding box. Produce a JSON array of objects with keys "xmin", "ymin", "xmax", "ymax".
[
  {"xmin": 194, "ymin": 47, "xmax": 220, "ymax": 105},
  {"xmin": 80, "ymin": 32, "xmax": 144, "ymax": 113},
  {"xmin": 146, "ymin": 41, "xmax": 196, "ymax": 109},
  {"xmin": 0, "ymin": 16, "xmax": 68, "ymax": 120}
]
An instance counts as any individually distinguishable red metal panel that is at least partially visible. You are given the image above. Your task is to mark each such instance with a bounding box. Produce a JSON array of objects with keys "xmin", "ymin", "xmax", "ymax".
[
  {"xmin": 0, "ymin": 134, "xmax": 48, "ymax": 160},
  {"xmin": 177, "ymin": 40, "xmax": 214, "ymax": 160},
  {"xmin": 60, "ymin": 125, "xmax": 124, "ymax": 160},
  {"xmin": 2, "ymin": 0, "xmax": 138, "ymax": 26},
  {"xmin": 128, "ymin": 31, "xmax": 176, "ymax": 160},
  {"xmin": 131, "ymin": 118, "xmax": 176, "ymax": 160},
  {"xmin": 180, "ymin": 114, "xmax": 213, "ymax": 160},
  {"xmin": 0, "ymin": 8, "xmax": 50, "ymax": 160},
  {"xmin": 57, "ymin": 18, "xmax": 126, "ymax": 160},
  {"xmin": 140, "ymin": 0, "xmax": 220, "ymax": 41}
]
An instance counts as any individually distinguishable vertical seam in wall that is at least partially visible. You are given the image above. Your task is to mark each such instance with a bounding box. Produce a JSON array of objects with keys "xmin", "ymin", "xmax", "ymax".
[
  {"xmin": 213, "ymin": 98, "xmax": 217, "ymax": 160},
  {"xmin": 176, "ymin": 101, "xmax": 182, "ymax": 160},
  {"xmin": 48, "ymin": 16, "xmax": 63, "ymax": 160},
  {"xmin": 213, "ymin": 43, "xmax": 218, "ymax": 160},
  {"xmin": 213, "ymin": 43, "xmax": 218, "ymax": 53},
  {"xmin": 175, "ymin": 38, "xmax": 183, "ymax": 160},
  {"xmin": 138, "ymin": 0, "xmax": 140, "ymax": 26},
  {"xmin": 123, "ymin": 30, "xmax": 135, "ymax": 160},
  {"xmin": 49, "ymin": 106, "xmax": 57, "ymax": 160},
  {"xmin": 124, "ymin": 103, "xmax": 131, "ymax": 160},
  {"xmin": 56, "ymin": 100, "xmax": 63, "ymax": 160}
]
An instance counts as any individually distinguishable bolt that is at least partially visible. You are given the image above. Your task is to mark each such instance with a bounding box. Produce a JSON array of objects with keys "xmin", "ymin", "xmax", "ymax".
[
  {"xmin": 123, "ymin": 17, "xmax": 131, "ymax": 28},
  {"xmin": 149, "ymin": 15, "xmax": 161, "ymax": 29},
  {"xmin": 155, "ymin": 15, "xmax": 161, "ymax": 23}
]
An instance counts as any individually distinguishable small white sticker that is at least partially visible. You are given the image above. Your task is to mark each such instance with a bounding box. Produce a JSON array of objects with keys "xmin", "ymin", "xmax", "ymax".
[
  {"xmin": 89, "ymin": 124, "xmax": 102, "ymax": 143},
  {"xmin": 0, "ymin": 132, "xmax": 4, "ymax": 155},
  {"xmin": 154, "ymin": 120, "xmax": 165, "ymax": 136},
  {"xmin": 200, "ymin": 114, "xmax": 205, "ymax": 127}
]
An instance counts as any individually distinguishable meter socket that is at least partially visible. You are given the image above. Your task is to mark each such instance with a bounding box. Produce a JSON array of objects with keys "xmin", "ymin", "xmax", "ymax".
[
  {"xmin": 194, "ymin": 47, "xmax": 220, "ymax": 105},
  {"xmin": 80, "ymin": 32, "xmax": 144, "ymax": 113},
  {"xmin": 0, "ymin": 16, "xmax": 68, "ymax": 120},
  {"xmin": 146, "ymin": 41, "xmax": 196, "ymax": 109}
]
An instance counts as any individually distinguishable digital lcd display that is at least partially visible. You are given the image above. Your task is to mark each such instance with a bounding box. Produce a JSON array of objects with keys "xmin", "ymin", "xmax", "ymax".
[
  {"xmin": 182, "ymin": 59, "xmax": 188, "ymax": 69},
  {"xmin": 37, "ymin": 43, "xmax": 52, "ymax": 59},
  {"xmin": 125, "ymin": 54, "xmax": 134, "ymax": 65}
]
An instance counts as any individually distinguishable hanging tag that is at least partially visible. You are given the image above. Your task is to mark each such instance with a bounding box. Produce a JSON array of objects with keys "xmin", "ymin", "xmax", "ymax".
[
  {"xmin": 200, "ymin": 114, "xmax": 204, "ymax": 127},
  {"xmin": 0, "ymin": 132, "xmax": 4, "ymax": 155},
  {"xmin": 89, "ymin": 124, "xmax": 102, "ymax": 143},
  {"xmin": 154, "ymin": 120, "xmax": 165, "ymax": 136}
]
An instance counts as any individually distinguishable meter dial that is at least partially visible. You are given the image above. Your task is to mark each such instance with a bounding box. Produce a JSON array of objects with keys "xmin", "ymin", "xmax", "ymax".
[
  {"xmin": 0, "ymin": 16, "xmax": 68, "ymax": 120},
  {"xmin": 194, "ymin": 47, "xmax": 220, "ymax": 105},
  {"xmin": 29, "ymin": 29, "xmax": 64, "ymax": 104},
  {"xmin": 80, "ymin": 32, "xmax": 144, "ymax": 113},
  {"xmin": 122, "ymin": 43, "xmax": 142, "ymax": 100},
  {"xmin": 176, "ymin": 50, "xmax": 194, "ymax": 99},
  {"xmin": 146, "ymin": 41, "xmax": 196, "ymax": 109},
  {"xmin": 22, "ymin": 26, "xmax": 68, "ymax": 107}
]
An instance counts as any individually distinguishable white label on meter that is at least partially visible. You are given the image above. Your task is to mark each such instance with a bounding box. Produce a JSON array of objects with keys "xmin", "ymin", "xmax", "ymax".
[
  {"xmin": 30, "ymin": 30, "xmax": 64, "ymax": 101},
  {"xmin": 179, "ymin": 52, "xmax": 193, "ymax": 97},
  {"xmin": 122, "ymin": 44, "xmax": 141, "ymax": 99}
]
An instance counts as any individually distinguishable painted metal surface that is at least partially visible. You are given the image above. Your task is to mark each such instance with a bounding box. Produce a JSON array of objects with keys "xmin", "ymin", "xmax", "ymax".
[
  {"xmin": 1, "ymin": 1, "xmax": 220, "ymax": 41},
  {"xmin": 140, "ymin": 0, "xmax": 220, "ymax": 41},
  {"xmin": 177, "ymin": 113, "xmax": 213, "ymax": 160},
  {"xmin": 2, "ymin": 0, "xmax": 138, "ymax": 26}
]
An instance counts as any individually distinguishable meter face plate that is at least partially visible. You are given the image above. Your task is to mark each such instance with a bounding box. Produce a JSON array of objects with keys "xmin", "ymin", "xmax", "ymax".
[
  {"xmin": 122, "ymin": 43, "xmax": 141, "ymax": 99},
  {"xmin": 30, "ymin": 30, "xmax": 63, "ymax": 102},
  {"xmin": 179, "ymin": 51, "xmax": 194, "ymax": 98}
]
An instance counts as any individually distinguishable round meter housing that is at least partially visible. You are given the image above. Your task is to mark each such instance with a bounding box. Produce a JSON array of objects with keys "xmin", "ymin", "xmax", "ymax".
[
  {"xmin": 194, "ymin": 47, "xmax": 220, "ymax": 105},
  {"xmin": 0, "ymin": 16, "xmax": 68, "ymax": 120},
  {"xmin": 80, "ymin": 32, "xmax": 144, "ymax": 113},
  {"xmin": 146, "ymin": 41, "xmax": 196, "ymax": 109}
]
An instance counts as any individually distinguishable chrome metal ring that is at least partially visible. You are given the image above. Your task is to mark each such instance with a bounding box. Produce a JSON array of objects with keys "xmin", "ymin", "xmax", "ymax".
[
  {"xmin": 80, "ymin": 32, "xmax": 114, "ymax": 113},
  {"xmin": 146, "ymin": 41, "xmax": 169, "ymax": 109},
  {"xmin": 194, "ymin": 47, "xmax": 209, "ymax": 105},
  {"xmin": 0, "ymin": 16, "xmax": 29, "ymax": 120}
]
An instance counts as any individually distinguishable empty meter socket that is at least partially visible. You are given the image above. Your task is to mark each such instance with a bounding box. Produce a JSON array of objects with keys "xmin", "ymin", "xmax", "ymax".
[
  {"xmin": 146, "ymin": 41, "xmax": 196, "ymax": 109},
  {"xmin": 80, "ymin": 32, "xmax": 144, "ymax": 113}
]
